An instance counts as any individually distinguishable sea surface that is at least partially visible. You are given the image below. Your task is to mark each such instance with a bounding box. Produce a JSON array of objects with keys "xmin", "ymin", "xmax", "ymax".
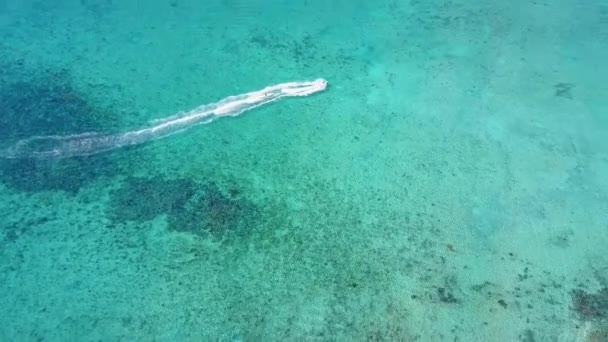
[{"xmin": 1, "ymin": 0, "xmax": 607, "ymax": 341}]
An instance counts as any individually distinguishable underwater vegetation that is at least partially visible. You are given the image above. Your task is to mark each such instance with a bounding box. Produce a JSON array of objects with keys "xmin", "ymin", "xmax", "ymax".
[
  {"xmin": 583, "ymin": 324, "xmax": 608, "ymax": 342},
  {"xmin": 108, "ymin": 176, "xmax": 258, "ymax": 239},
  {"xmin": 0, "ymin": 63, "xmax": 121, "ymax": 194},
  {"xmin": 109, "ymin": 177, "xmax": 197, "ymax": 222},
  {"xmin": 571, "ymin": 287, "xmax": 608, "ymax": 321},
  {"xmin": 0, "ymin": 156, "xmax": 115, "ymax": 194},
  {"xmin": 0, "ymin": 71, "xmax": 100, "ymax": 140}
]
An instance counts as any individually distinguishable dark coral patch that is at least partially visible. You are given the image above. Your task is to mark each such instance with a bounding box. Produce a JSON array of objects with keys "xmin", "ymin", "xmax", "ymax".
[
  {"xmin": 108, "ymin": 176, "xmax": 258, "ymax": 239},
  {"xmin": 169, "ymin": 182, "xmax": 258, "ymax": 238},
  {"xmin": 0, "ymin": 65, "xmax": 119, "ymax": 193},
  {"xmin": 571, "ymin": 287, "xmax": 608, "ymax": 321},
  {"xmin": 0, "ymin": 155, "xmax": 115, "ymax": 194},
  {"xmin": 109, "ymin": 176, "xmax": 196, "ymax": 223},
  {"xmin": 0, "ymin": 78, "xmax": 101, "ymax": 140}
]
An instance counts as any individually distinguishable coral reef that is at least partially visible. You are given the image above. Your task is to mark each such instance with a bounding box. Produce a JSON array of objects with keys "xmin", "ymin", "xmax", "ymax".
[
  {"xmin": 571, "ymin": 287, "xmax": 608, "ymax": 321},
  {"xmin": 0, "ymin": 72, "xmax": 100, "ymax": 140},
  {"xmin": 108, "ymin": 176, "xmax": 258, "ymax": 239},
  {"xmin": 0, "ymin": 155, "xmax": 115, "ymax": 194},
  {"xmin": 0, "ymin": 64, "xmax": 119, "ymax": 193},
  {"xmin": 108, "ymin": 176, "xmax": 196, "ymax": 222},
  {"xmin": 168, "ymin": 182, "xmax": 258, "ymax": 238}
]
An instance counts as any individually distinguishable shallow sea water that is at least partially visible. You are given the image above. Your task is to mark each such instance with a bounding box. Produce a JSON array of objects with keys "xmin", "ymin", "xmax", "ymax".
[{"xmin": 0, "ymin": 0, "xmax": 607, "ymax": 341}]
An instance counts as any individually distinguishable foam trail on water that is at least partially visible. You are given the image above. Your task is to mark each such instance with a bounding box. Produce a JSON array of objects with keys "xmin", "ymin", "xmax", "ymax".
[{"xmin": 0, "ymin": 79, "xmax": 327, "ymax": 159}]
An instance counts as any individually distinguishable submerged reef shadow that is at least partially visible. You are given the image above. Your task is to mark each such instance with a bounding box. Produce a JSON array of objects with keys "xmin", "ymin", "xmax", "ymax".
[
  {"xmin": 571, "ymin": 286, "xmax": 608, "ymax": 341},
  {"xmin": 571, "ymin": 287, "xmax": 608, "ymax": 321},
  {"xmin": 108, "ymin": 175, "xmax": 259, "ymax": 240},
  {"xmin": 0, "ymin": 62, "xmax": 122, "ymax": 194},
  {"xmin": 0, "ymin": 155, "xmax": 117, "ymax": 194}
]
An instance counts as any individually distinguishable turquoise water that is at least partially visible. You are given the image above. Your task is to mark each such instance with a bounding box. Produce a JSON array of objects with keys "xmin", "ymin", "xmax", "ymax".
[{"xmin": 1, "ymin": 0, "xmax": 607, "ymax": 340}]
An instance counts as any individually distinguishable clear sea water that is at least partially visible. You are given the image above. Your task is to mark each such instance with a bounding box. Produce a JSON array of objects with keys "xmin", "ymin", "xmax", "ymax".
[{"xmin": 1, "ymin": 0, "xmax": 607, "ymax": 341}]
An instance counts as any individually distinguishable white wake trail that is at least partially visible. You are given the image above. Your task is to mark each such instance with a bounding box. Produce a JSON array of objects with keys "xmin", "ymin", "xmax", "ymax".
[{"xmin": 0, "ymin": 79, "xmax": 327, "ymax": 159}]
